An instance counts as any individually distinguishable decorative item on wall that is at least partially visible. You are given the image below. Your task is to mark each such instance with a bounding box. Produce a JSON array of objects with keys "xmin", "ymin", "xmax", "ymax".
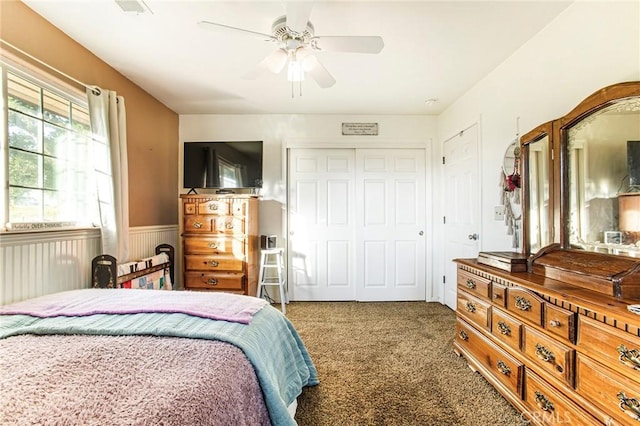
[{"xmin": 500, "ymin": 118, "xmax": 522, "ymax": 249}]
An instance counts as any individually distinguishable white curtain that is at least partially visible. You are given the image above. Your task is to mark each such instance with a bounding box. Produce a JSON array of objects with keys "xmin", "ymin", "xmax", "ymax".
[{"xmin": 87, "ymin": 87, "xmax": 129, "ymax": 261}]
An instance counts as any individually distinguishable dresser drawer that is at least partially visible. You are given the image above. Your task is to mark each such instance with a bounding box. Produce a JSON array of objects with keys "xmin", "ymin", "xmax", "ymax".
[
  {"xmin": 577, "ymin": 315, "xmax": 640, "ymax": 383},
  {"xmin": 212, "ymin": 216, "xmax": 245, "ymax": 235},
  {"xmin": 491, "ymin": 307, "xmax": 523, "ymax": 352},
  {"xmin": 524, "ymin": 370, "xmax": 600, "ymax": 426},
  {"xmin": 523, "ymin": 326, "xmax": 574, "ymax": 387},
  {"xmin": 506, "ymin": 286, "xmax": 544, "ymax": 326},
  {"xmin": 456, "ymin": 318, "xmax": 524, "ymax": 397},
  {"xmin": 576, "ymin": 354, "xmax": 640, "ymax": 426},
  {"xmin": 184, "ymin": 271, "xmax": 244, "ymax": 292},
  {"xmin": 197, "ymin": 199, "xmax": 230, "ymax": 215},
  {"xmin": 184, "ymin": 215, "xmax": 214, "ymax": 233},
  {"xmin": 544, "ymin": 303, "xmax": 576, "ymax": 344},
  {"xmin": 183, "ymin": 237, "xmax": 245, "ymax": 255},
  {"xmin": 491, "ymin": 282, "xmax": 507, "ymax": 307},
  {"xmin": 457, "ymin": 290, "xmax": 492, "ymax": 332},
  {"xmin": 184, "ymin": 255, "xmax": 244, "ymax": 272},
  {"xmin": 231, "ymin": 199, "xmax": 248, "ymax": 216},
  {"xmin": 457, "ymin": 269, "xmax": 491, "ymax": 301}
]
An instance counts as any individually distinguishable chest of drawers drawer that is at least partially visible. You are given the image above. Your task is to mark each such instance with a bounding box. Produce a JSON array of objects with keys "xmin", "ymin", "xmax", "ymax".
[
  {"xmin": 183, "ymin": 237, "xmax": 245, "ymax": 255},
  {"xmin": 184, "ymin": 215, "xmax": 214, "ymax": 233},
  {"xmin": 522, "ymin": 325, "xmax": 574, "ymax": 387},
  {"xmin": 197, "ymin": 200, "xmax": 230, "ymax": 215},
  {"xmin": 575, "ymin": 353, "xmax": 640, "ymax": 426},
  {"xmin": 544, "ymin": 303, "xmax": 576, "ymax": 344},
  {"xmin": 457, "ymin": 290, "xmax": 492, "ymax": 331},
  {"xmin": 456, "ymin": 318, "xmax": 524, "ymax": 397},
  {"xmin": 457, "ymin": 269, "xmax": 491, "ymax": 300},
  {"xmin": 524, "ymin": 369, "xmax": 600, "ymax": 426},
  {"xmin": 506, "ymin": 286, "xmax": 544, "ymax": 326},
  {"xmin": 491, "ymin": 307, "xmax": 522, "ymax": 352},
  {"xmin": 184, "ymin": 255, "xmax": 244, "ymax": 272},
  {"xmin": 577, "ymin": 315, "xmax": 640, "ymax": 383},
  {"xmin": 490, "ymin": 282, "xmax": 507, "ymax": 307},
  {"xmin": 212, "ymin": 216, "xmax": 245, "ymax": 235},
  {"xmin": 184, "ymin": 271, "xmax": 244, "ymax": 292}
]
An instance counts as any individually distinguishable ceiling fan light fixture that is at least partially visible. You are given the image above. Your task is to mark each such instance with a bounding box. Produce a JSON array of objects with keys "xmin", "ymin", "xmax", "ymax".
[{"xmin": 287, "ymin": 59, "xmax": 304, "ymax": 82}]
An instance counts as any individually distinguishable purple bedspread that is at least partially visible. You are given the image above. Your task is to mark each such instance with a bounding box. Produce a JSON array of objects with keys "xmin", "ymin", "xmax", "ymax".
[{"xmin": 0, "ymin": 289, "xmax": 267, "ymax": 324}]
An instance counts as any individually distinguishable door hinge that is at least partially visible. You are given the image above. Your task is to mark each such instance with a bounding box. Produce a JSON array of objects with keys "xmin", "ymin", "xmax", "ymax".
[
  {"xmin": 443, "ymin": 275, "xmax": 446, "ymax": 284},
  {"xmin": 443, "ymin": 216, "xmax": 446, "ymax": 224},
  {"xmin": 442, "ymin": 156, "xmax": 445, "ymax": 165},
  {"xmin": 551, "ymin": 147, "xmax": 554, "ymax": 161}
]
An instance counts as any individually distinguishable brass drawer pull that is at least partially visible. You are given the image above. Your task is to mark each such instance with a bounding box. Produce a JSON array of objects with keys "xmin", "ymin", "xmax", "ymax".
[
  {"xmin": 207, "ymin": 278, "xmax": 218, "ymax": 286},
  {"xmin": 535, "ymin": 343, "xmax": 555, "ymax": 363},
  {"xmin": 208, "ymin": 203, "xmax": 219, "ymax": 211},
  {"xmin": 514, "ymin": 296, "xmax": 532, "ymax": 311},
  {"xmin": 193, "ymin": 221, "xmax": 203, "ymax": 229},
  {"xmin": 493, "ymin": 293, "xmax": 503, "ymax": 300},
  {"xmin": 549, "ymin": 320, "xmax": 561, "ymax": 327},
  {"xmin": 208, "ymin": 242, "xmax": 218, "ymax": 249},
  {"xmin": 617, "ymin": 391, "xmax": 640, "ymax": 420},
  {"xmin": 496, "ymin": 360, "xmax": 511, "ymax": 376},
  {"xmin": 465, "ymin": 301, "xmax": 476, "ymax": 313},
  {"xmin": 534, "ymin": 391, "xmax": 555, "ymax": 412},
  {"xmin": 466, "ymin": 279, "xmax": 476, "ymax": 289},
  {"xmin": 617, "ymin": 344, "xmax": 640, "ymax": 370},
  {"xmin": 459, "ymin": 330, "xmax": 469, "ymax": 341},
  {"xmin": 206, "ymin": 260, "xmax": 219, "ymax": 267},
  {"xmin": 497, "ymin": 321, "xmax": 511, "ymax": 336},
  {"xmin": 225, "ymin": 222, "xmax": 234, "ymax": 229}
]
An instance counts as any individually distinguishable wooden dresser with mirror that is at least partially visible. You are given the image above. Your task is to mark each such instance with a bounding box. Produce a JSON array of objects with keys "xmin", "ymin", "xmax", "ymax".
[{"xmin": 454, "ymin": 82, "xmax": 640, "ymax": 425}]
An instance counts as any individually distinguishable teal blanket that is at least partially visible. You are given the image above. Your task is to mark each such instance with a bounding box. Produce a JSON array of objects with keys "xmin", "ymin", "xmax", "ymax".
[{"xmin": 0, "ymin": 305, "xmax": 319, "ymax": 426}]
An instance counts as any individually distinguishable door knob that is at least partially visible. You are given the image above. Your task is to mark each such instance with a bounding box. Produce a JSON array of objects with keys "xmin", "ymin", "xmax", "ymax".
[
  {"xmin": 419, "ymin": 231, "xmax": 424, "ymax": 236},
  {"xmin": 468, "ymin": 233, "xmax": 479, "ymax": 240}
]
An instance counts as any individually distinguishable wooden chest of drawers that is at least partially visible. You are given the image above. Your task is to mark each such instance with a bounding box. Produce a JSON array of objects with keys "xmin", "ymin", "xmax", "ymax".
[
  {"xmin": 181, "ymin": 194, "xmax": 259, "ymax": 295},
  {"xmin": 454, "ymin": 259, "xmax": 640, "ymax": 426}
]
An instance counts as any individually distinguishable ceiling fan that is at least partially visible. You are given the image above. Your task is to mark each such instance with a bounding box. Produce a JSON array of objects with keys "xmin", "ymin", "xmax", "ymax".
[{"xmin": 197, "ymin": 2, "xmax": 384, "ymax": 89}]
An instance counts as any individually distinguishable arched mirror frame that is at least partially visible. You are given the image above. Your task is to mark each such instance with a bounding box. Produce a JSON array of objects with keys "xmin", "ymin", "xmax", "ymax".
[
  {"xmin": 557, "ymin": 81, "xmax": 640, "ymax": 250},
  {"xmin": 520, "ymin": 121, "xmax": 557, "ymax": 256},
  {"xmin": 521, "ymin": 81, "xmax": 640, "ymax": 259}
]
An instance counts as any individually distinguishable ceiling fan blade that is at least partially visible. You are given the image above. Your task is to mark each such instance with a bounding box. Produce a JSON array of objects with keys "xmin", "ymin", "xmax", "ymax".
[
  {"xmin": 312, "ymin": 36, "xmax": 384, "ymax": 54},
  {"xmin": 286, "ymin": 2, "xmax": 313, "ymax": 34},
  {"xmin": 198, "ymin": 20, "xmax": 276, "ymax": 41},
  {"xmin": 302, "ymin": 55, "xmax": 336, "ymax": 88},
  {"xmin": 243, "ymin": 49, "xmax": 288, "ymax": 79}
]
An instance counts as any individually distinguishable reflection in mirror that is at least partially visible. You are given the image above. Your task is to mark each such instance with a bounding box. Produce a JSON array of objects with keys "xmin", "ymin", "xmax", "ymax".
[
  {"xmin": 501, "ymin": 140, "xmax": 522, "ymax": 249},
  {"xmin": 527, "ymin": 134, "xmax": 551, "ymax": 253},
  {"xmin": 567, "ymin": 97, "xmax": 640, "ymax": 257}
]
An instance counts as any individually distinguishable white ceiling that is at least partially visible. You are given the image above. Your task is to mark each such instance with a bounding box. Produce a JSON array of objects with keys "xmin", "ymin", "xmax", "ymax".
[{"xmin": 23, "ymin": 1, "xmax": 572, "ymax": 115}]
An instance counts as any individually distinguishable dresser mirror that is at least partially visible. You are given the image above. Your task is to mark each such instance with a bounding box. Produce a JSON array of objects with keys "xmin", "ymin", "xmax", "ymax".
[
  {"xmin": 560, "ymin": 83, "xmax": 640, "ymax": 258},
  {"xmin": 520, "ymin": 81, "xmax": 640, "ymax": 260},
  {"xmin": 520, "ymin": 122, "xmax": 555, "ymax": 255}
]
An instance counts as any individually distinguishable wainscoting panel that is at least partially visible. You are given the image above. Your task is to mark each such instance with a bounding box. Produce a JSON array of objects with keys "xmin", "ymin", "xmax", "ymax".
[
  {"xmin": 0, "ymin": 229, "xmax": 101, "ymax": 305},
  {"xmin": 0, "ymin": 225, "xmax": 180, "ymax": 305}
]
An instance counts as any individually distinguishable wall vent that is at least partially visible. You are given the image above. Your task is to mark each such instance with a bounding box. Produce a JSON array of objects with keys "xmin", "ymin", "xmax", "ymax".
[{"xmin": 115, "ymin": 0, "xmax": 152, "ymax": 14}]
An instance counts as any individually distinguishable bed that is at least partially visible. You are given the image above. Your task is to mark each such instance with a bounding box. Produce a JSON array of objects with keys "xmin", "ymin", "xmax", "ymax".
[{"xmin": 0, "ymin": 289, "xmax": 318, "ymax": 425}]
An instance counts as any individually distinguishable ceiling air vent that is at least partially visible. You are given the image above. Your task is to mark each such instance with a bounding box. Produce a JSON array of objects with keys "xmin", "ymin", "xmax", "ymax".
[{"xmin": 115, "ymin": 0, "xmax": 152, "ymax": 14}]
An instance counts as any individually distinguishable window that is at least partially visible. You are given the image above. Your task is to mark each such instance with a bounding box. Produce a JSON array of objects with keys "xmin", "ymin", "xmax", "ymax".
[{"xmin": 1, "ymin": 64, "xmax": 98, "ymax": 231}]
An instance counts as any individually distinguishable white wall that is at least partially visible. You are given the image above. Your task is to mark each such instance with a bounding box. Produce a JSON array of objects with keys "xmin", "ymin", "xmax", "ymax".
[{"xmin": 434, "ymin": 0, "xmax": 640, "ymax": 301}]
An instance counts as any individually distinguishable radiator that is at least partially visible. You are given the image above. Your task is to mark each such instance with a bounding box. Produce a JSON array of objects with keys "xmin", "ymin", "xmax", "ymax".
[{"xmin": 0, "ymin": 225, "xmax": 179, "ymax": 305}]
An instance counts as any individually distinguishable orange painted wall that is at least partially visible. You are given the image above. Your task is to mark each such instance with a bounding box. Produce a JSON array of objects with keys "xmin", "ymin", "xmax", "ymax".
[{"xmin": 0, "ymin": 0, "xmax": 178, "ymax": 226}]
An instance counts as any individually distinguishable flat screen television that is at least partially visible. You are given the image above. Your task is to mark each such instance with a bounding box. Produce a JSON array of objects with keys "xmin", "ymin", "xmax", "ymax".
[
  {"xmin": 629, "ymin": 140, "xmax": 640, "ymax": 188},
  {"xmin": 183, "ymin": 141, "xmax": 263, "ymax": 190}
]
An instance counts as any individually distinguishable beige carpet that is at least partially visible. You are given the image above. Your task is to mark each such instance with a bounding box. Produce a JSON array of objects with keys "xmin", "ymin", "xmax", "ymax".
[{"xmin": 286, "ymin": 301, "xmax": 527, "ymax": 426}]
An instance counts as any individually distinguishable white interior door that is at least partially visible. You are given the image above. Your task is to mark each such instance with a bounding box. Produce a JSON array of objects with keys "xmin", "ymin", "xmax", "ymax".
[
  {"xmin": 443, "ymin": 124, "xmax": 480, "ymax": 309},
  {"xmin": 356, "ymin": 149, "xmax": 426, "ymax": 301},
  {"xmin": 288, "ymin": 149, "xmax": 356, "ymax": 301}
]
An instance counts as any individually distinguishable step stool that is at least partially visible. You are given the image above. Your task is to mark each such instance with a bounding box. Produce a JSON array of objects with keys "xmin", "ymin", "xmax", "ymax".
[{"xmin": 256, "ymin": 248, "xmax": 287, "ymax": 314}]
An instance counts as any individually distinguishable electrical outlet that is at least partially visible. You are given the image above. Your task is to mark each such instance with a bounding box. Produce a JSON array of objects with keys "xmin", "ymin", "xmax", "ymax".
[{"xmin": 494, "ymin": 206, "xmax": 505, "ymax": 221}]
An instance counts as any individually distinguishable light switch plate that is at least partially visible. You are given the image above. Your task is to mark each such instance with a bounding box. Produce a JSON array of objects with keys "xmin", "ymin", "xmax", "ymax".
[{"xmin": 494, "ymin": 206, "xmax": 505, "ymax": 221}]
